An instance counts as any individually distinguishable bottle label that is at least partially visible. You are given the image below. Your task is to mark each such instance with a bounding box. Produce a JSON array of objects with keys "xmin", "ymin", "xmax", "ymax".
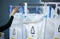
[
  {"xmin": 11, "ymin": 37, "xmax": 16, "ymax": 39},
  {"xmin": 28, "ymin": 37, "xmax": 33, "ymax": 39}
]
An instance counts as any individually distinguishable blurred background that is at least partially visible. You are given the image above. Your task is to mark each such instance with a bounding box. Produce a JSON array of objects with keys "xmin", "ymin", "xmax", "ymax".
[{"xmin": 0, "ymin": 0, "xmax": 60, "ymax": 39}]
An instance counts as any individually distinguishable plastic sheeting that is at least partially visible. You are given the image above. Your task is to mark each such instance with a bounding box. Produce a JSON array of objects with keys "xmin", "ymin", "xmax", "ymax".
[
  {"xmin": 23, "ymin": 14, "xmax": 45, "ymax": 39},
  {"xmin": 10, "ymin": 13, "xmax": 23, "ymax": 39},
  {"xmin": 9, "ymin": 5, "xmax": 60, "ymax": 39},
  {"xmin": 10, "ymin": 13, "xmax": 46, "ymax": 39}
]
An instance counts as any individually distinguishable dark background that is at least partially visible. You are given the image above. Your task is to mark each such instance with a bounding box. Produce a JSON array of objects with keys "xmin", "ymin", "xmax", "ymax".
[{"xmin": 0, "ymin": 0, "xmax": 60, "ymax": 39}]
